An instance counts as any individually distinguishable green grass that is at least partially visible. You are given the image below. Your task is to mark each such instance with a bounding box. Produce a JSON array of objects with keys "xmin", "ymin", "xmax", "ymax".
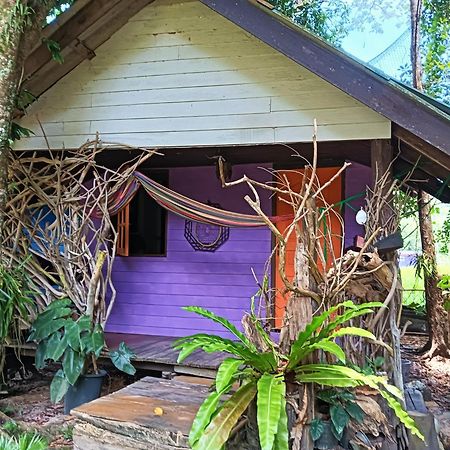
[{"xmin": 401, "ymin": 259, "xmax": 450, "ymax": 314}]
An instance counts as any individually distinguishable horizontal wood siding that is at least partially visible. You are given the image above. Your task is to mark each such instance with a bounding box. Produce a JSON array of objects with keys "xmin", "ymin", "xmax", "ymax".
[
  {"xmin": 106, "ymin": 164, "xmax": 272, "ymax": 337},
  {"xmin": 16, "ymin": 0, "xmax": 390, "ymax": 151}
]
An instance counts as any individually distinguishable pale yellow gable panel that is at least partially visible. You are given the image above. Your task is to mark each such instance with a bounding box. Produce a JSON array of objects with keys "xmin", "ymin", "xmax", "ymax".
[{"xmin": 16, "ymin": 0, "xmax": 390, "ymax": 150}]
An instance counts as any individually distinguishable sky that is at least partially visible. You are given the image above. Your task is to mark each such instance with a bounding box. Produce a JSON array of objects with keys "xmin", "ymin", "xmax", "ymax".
[
  {"xmin": 342, "ymin": 17, "xmax": 408, "ymax": 62},
  {"xmin": 340, "ymin": 0, "xmax": 410, "ymax": 63}
]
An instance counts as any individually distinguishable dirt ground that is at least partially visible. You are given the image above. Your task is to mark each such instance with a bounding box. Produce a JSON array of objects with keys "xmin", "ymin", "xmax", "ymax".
[
  {"xmin": 401, "ymin": 334, "xmax": 450, "ymax": 410},
  {"xmin": 0, "ymin": 363, "xmax": 135, "ymax": 449},
  {"xmin": 401, "ymin": 334, "xmax": 450, "ymax": 448}
]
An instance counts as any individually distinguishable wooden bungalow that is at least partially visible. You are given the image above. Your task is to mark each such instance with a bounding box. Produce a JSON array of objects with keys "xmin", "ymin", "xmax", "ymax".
[{"xmin": 16, "ymin": 0, "xmax": 450, "ymax": 376}]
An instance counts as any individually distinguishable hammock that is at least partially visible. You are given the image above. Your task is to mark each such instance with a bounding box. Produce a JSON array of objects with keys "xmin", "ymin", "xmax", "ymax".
[{"xmin": 97, "ymin": 171, "xmax": 290, "ymax": 227}]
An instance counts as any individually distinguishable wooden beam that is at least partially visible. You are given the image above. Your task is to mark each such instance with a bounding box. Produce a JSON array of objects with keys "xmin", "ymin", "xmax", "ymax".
[
  {"xmin": 200, "ymin": 0, "xmax": 450, "ymax": 156},
  {"xmin": 24, "ymin": 0, "xmax": 122, "ymax": 79},
  {"xmin": 393, "ymin": 124, "xmax": 450, "ymax": 172},
  {"xmin": 394, "ymin": 158, "xmax": 450, "ymax": 203}
]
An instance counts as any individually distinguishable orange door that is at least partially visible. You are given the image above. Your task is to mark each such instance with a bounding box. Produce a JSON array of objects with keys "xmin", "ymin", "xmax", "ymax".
[{"xmin": 274, "ymin": 167, "xmax": 343, "ymax": 327}]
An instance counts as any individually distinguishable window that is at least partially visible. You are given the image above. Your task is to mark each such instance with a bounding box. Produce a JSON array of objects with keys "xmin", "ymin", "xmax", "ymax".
[{"xmin": 116, "ymin": 170, "xmax": 168, "ymax": 256}]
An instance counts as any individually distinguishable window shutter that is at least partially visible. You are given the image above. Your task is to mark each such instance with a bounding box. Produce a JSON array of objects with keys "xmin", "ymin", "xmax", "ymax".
[{"xmin": 116, "ymin": 204, "xmax": 130, "ymax": 256}]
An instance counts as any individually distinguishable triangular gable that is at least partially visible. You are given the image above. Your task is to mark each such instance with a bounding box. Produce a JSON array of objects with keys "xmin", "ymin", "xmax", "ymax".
[{"xmin": 16, "ymin": 0, "xmax": 389, "ymax": 150}]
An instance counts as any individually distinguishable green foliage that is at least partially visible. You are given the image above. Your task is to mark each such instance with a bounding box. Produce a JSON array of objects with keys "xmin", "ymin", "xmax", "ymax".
[
  {"xmin": 108, "ymin": 342, "xmax": 136, "ymax": 375},
  {"xmin": 0, "ymin": 1, "xmax": 33, "ymax": 53},
  {"xmin": 257, "ymin": 374, "xmax": 285, "ymax": 450},
  {"xmin": 436, "ymin": 211, "xmax": 450, "ymax": 253},
  {"xmin": 438, "ymin": 275, "xmax": 450, "ymax": 311},
  {"xmin": 314, "ymin": 389, "xmax": 364, "ymax": 441},
  {"xmin": 42, "ymin": 38, "xmax": 64, "ymax": 64},
  {"xmin": 29, "ymin": 300, "xmax": 136, "ymax": 403},
  {"xmin": 269, "ymin": 0, "xmax": 350, "ymax": 45},
  {"xmin": 194, "ymin": 381, "xmax": 257, "ymax": 450},
  {"xmin": 0, "ymin": 432, "xmax": 47, "ymax": 450},
  {"xmin": 414, "ymin": 252, "xmax": 437, "ymax": 279},
  {"xmin": 421, "ymin": 0, "xmax": 450, "ymax": 103},
  {"xmin": 175, "ymin": 301, "xmax": 424, "ymax": 449},
  {"xmin": 310, "ymin": 418, "xmax": 325, "ymax": 441},
  {"xmin": 0, "ymin": 261, "xmax": 36, "ymax": 375}
]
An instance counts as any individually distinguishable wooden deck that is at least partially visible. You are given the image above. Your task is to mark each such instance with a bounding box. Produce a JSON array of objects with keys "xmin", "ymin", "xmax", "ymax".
[
  {"xmin": 10, "ymin": 333, "xmax": 225, "ymax": 378},
  {"xmin": 105, "ymin": 333, "xmax": 225, "ymax": 377},
  {"xmin": 72, "ymin": 376, "xmax": 210, "ymax": 449}
]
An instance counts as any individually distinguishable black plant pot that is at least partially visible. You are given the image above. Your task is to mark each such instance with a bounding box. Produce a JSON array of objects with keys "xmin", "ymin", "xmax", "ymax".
[{"xmin": 64, "ymin": 370, "xmax": 107, "ymax": 415}]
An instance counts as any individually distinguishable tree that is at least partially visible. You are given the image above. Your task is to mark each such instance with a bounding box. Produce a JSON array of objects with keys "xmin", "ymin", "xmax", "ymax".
[
  {"xmin": 269, "ymin": 0, "xmax": 350, "ymax": 45},
  {"xmin": 420, "ymin": 0, "xmax": 450, "ymax": 102},
  {"xmin": 409, "ymin": 0, "xmax": 450, "ymax": 358},
  {"xmin": 417, "ymin": 192, "xmax": 450, "ymax": 357}
]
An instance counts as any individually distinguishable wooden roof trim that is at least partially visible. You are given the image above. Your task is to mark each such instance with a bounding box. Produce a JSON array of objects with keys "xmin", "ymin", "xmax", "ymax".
[
  {"xmin": 393, "ymin": 124, "xmax": 450, "ymax": 172},
  {"xmin": 199, "ymin": 0, "xmax": 450, "ymax": 156},
  {"xmin": 23, "ymin": 0, "xmax": 155, "ymax": 101}
]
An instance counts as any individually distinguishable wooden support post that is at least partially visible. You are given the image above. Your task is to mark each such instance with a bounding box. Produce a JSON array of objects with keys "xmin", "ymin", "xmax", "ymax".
[{"xmin": 371, "ymin": 139, "xmax": 394, "ymax": 234}]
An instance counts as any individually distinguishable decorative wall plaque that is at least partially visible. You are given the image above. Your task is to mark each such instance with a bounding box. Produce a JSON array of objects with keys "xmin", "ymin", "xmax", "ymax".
[{"xmin": 184, "ymin": 202, "xmax": 230, "ymax": 252}]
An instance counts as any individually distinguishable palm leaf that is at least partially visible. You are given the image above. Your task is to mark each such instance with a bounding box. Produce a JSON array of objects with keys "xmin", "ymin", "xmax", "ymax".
[
  {"xmin": 174, "ymin": 334, "xmax": 254, "ymax": 363},
  {"xmin": 296, "ymin": 367, "xmax": 360, "ymax": 388},
  {"xmin": 328, "ymin": 327, "xmax": 376, "ymax": 340},
  {"xmin": 189, "ymin": 390, "xmax": 224, "ymax": 447},
  {"xmin": 288, "ymin": 301, "xmax": 357, "ymax": 368},
  {"xmin": 257, "ymin": 374, "xmax": 286, "ymax": 450},
  {"xmin": 272, "ymin": 394, "xmax": 289, "ymax": 450},
  {"xmin": 193, "ymin": 381, "xmax": 257, "ymax": 450},
  {"xmin": 216, "ymin": 358, "xmax": 243, "ymax": 393},
  {"xmin": 175, "ymin": 334, "xmax": 273, "ymax": 372},
  {"xmin": 310, "ymin": 341, "xmax": 346, "ymax": 363},
  {"xmin": 182, "ymin": 306, "xmax": 257, "ymax": 351},
  {"xmin": 378, "ymin": 390, "xmax": 424, "ymax": 441}
]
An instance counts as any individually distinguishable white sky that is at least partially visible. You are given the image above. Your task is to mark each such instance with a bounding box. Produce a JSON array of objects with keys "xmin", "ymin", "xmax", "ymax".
[{"xmin": 340, "ymin": 1, "xmax": 410, "ymax": 62}]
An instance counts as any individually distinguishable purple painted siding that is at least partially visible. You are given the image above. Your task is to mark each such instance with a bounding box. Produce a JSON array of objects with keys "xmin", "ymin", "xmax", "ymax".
[
  {"xmin": 106, "ymin": 164, "xmax": 272, "ymax": 337},
  {"xmin": 344, "ymin": 162, "xmax": 372, "ymax": 248}
]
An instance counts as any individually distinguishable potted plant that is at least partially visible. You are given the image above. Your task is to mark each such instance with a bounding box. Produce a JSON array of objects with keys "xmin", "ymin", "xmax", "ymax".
[
  {"xmin": 29, "ymin": 298, "xmax": 135, "ymax": 413},
  {"xmin": 174, "ymin": 301, "xmax": 424, "ymax": 450},
  {"xmin": 311, "ymin": 388, "xmax": 365, "ymax": 448}
]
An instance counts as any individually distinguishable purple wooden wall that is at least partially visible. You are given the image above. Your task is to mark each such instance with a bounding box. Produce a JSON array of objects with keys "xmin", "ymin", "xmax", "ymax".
[
  {"xmin": 344, "ymin": 162, "xmax": 372, "ymax": 248},
  {"xmin": 106, "ymin": 164, "xmax": 272, "ymax": 337}
]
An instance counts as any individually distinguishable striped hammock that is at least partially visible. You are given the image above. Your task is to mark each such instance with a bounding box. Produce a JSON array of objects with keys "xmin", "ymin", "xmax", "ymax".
[{"xmin": 96, "ymin": 171, "xmax": 289, "ymax": 227}]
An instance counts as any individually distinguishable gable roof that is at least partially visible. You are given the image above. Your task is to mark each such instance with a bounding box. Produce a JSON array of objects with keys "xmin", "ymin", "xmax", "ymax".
[{"xmin": 22, "ymin": 0, "xmax": 450, "ymax": 200}]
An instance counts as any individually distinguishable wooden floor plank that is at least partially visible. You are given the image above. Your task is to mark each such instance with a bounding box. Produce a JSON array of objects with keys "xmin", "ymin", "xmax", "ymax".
[
  {"xmin": 9, "ymin": 333, "xmax": 227, "ymax": 372},
  {"xmin": 72, "ymin": 376, "xmax": 210, "ymax": 437},
  {"xmin": 106, "ymin": 333, "xmax": 227, "ymax": 370}
]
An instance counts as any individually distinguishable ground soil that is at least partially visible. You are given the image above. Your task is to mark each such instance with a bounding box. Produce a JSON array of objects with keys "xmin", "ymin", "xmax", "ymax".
[
  {"xmin": 401, "ymin": 333, "xmax": 450, "ymax": 448},
  {"xmin": 401, "ymin": 334, "xmax": 450, "ymax": 410},
  {"xmin": 0, "ymin": 361, "xmax": 137, "ymax": 449}
]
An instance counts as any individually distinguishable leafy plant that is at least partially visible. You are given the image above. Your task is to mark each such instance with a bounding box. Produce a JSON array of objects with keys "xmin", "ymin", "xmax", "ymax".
[
  {"xmin": 29, "ymin": 299, "xmax": 136, "ymax": 403},
  {"xmin": 175, "ymin": 301, "xmax": 424, "ymax": 450},
  {"xmin": 0, "ymin": 261, "xmax": 36, "ymax": 376},
  {"xmin": 313, "ymin": 389, "xmax": 364, "ymax": 441},
  {"xmin": 42, "ymin": 38, "xmax": 63, "ymax": 64},
  {"xmin": 0, "ymin": 432, "xmax": 47, "ymax": 450},
  {"xmin": 438, "ymin": 275, "xmax": 450, "ymax": 311}
]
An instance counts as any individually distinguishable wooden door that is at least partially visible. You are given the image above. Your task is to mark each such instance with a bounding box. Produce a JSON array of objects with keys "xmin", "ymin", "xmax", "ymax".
[{"xmin": 274, "ymin": 167, "xmax": 343, "ymax": 328}]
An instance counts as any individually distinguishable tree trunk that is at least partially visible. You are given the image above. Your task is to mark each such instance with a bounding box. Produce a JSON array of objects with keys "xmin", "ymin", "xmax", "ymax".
[
  {"xmin": 418, "ymin": 190, "xmax": 450, "ymax": 358},
  {"xmin": 408, "ymin": 0, "xmax": 449, "ymax": 358},
  {"xmin": 0, "ymin": 0, "xmax": 23, "ymax": 258},
  {"xmin": 409, "ymin": 0, "xmax": 423, "ymax": 90},
  {"xmin": 279, "ymin": 199, "xmax": 317, "ymax": 450}
]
